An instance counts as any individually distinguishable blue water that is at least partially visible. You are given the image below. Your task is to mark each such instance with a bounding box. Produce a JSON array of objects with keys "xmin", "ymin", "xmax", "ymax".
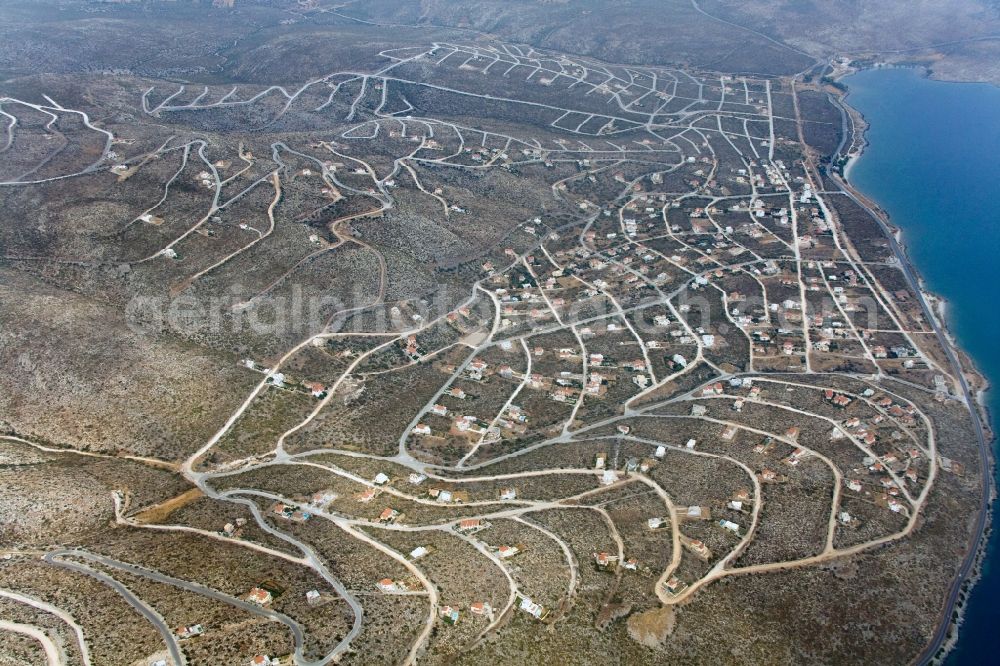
[{"xmin": 844, "ymin": 66, "xmax": 1000, "ymax": 662}]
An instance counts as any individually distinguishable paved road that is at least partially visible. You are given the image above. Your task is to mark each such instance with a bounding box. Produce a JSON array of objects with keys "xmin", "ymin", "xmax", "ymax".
[
  {"xmin": 44, "ymin": 550, "xmax": 186, "ymax": 666},
  {"xmin": 45, "ymin": 548, "xmax": 353, "ymax": 666},
  {"xmin": 827, "ymin": 88, "xmax": 992, "ymax": 665},
  {"xmin": 209, "ymin": 497, "xmax": 364, "ymax": 664}
]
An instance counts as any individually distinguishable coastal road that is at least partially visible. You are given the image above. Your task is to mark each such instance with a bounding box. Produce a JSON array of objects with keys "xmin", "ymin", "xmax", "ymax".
[{"xmin": 827, "ymin": 88, "xmax": 992, "ymax": 666}]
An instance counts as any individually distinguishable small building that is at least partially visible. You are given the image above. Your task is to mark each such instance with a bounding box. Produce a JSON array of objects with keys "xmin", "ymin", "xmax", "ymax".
[
  {"xmin": 686, "ymin": 539, "xmax": 711, "ymax": 560},
  {"xmin": 470, "ymin": 601, "xmax": 492, "ymax": 615},
  {"xmin": 311, "ymin": 490, "xmax": 338, "ymax": 506},
  {"xmin": 304, "ymin": 381, "xmax": 326, "ymax": 397},
  {"xmin": 175, "ymin": 624, "xmax": 204, "ymax": 639},
  {"xmin": 719, "ymin": 519, "xmax": 740, "ymax": 535},
  {"xmin": 246, "ymin": 587, "xmax": 272, "ymax": 606},
  {"xmin": 594, "ymin": 552, "xmax": 618, "ymax": 568},
  {"xmin": 685, "ymin": 506, "xmax": 710, "ymax": 520},
  {"xmin": 518, "ymin": 595, "xmax": 546, "ymax": 619},
  {"xmin": 701, "ymin": 382, "xmax": 724, "ymax": 396}
]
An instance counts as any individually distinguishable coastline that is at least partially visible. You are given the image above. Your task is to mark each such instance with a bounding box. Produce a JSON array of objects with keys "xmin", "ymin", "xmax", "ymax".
[
  {"xmin": 835, "ymin": 65, "xmax": 995, "ymax": 432},
  {"xmin": 825, "ymin": 66, "xmax": 996, "ymax": 665}
]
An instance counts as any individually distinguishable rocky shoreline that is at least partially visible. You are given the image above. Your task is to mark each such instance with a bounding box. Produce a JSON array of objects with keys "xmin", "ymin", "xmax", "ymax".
[{"xmin": 828, "ymin": 65, "xmax": 996, "ymax": 665}]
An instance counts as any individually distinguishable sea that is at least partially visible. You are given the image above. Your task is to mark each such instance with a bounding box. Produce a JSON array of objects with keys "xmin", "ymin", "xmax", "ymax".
[{"xmin": 843, "ymin": 66, "xmax": 1000, "ymax": 662}]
